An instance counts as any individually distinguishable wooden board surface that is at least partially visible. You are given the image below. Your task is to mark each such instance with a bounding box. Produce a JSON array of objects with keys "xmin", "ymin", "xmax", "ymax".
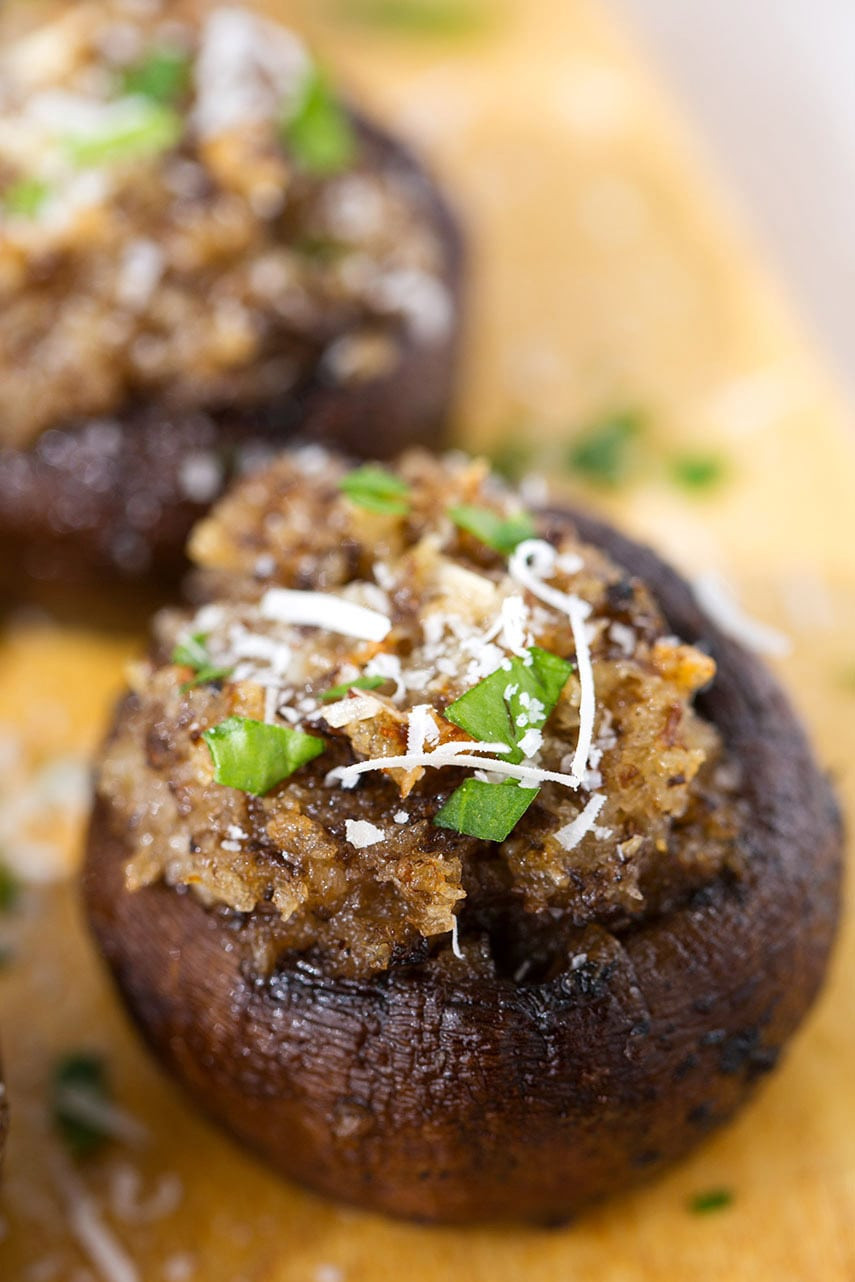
[{"xmin": 1, "ymin": 1, "xmax": 854, "ymax": 1278}]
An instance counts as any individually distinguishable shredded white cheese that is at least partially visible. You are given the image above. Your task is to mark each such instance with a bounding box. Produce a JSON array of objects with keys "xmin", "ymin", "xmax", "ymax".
[
  {"xmin": 345, "ymin": 819, "xmax": 385, "ymax": 849},
  {"xmin": 450, "ymin": 915, "xmax": 463, "ymax": 959},
  {"xmin": 509, "ymin": 540, "xmax": 597, "ymax": 782},
  {"xmin": 54, "ymin": 1160, "xmax": 139, "ymax": 1282},
  {"xmin": 406, "ymin": 704, "xmax": 440, "ymax": 755},
  {"xmin": 364, "ymin": 651, "xmax": 405, "ymax": 699},
  {"xmin": 322, "ymin": 694, "xmax": 384, "ymax": 729},
  {"xmin": 328, "ymin": 739, "xmax": 580, "ymax": 792},
  {"xmin": 52, "ymin": 1087, "xmax": 149, "ymax": 1150},
  {"xmin": 693, "ymin": 571, "xmax": 791, "ymax": 657},
  {"xmin": 553, "ymin": 793, "xmax": 608, "ymax": 851},
  {"xmin": 193, "ymin": 7, "xmax": 308, "ymax": 138},
  {"xmin": 260, "ymin": 589, "xmax": 392, "ymax": 642}
]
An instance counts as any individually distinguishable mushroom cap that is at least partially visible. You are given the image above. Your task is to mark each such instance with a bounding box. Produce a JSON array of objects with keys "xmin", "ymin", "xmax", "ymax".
[
  {"xmin": 0, "ymin": 114, "xmax": 464, "ymax": 591},
  {"xmin": 83, "ymin": 506, "xmax": 842, "ymax": 1223}
]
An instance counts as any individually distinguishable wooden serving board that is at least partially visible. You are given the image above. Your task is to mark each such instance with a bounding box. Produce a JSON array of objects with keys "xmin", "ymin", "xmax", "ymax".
[{"xmin": 1, "ymin": 1, "xmax": 853, "ymax": 1278}]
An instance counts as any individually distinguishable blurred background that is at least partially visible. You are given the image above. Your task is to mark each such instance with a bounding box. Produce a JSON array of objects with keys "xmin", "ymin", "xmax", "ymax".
[{"xmin": 608, "ymin": 0, "xmax": 855, "ymax": 396}]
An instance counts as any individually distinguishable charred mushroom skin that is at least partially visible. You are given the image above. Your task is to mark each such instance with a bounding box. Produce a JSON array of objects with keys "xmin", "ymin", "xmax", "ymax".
[
  {"xmin": 0, "ymin": 118, "xmax": 464, "ymax": 588},
  {"xmin": 84, "ymin": 508, "xmax": 842, "ymax": 1224}
]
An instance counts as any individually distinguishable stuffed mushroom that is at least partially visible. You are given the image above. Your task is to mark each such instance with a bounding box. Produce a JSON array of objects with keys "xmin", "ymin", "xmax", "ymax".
[
  {"xmin": 84, "ymin": 449, "xmax": 842, "ymax": 1223},
  {"xmin": 0, "ymin": 1053, "xmax": 6, "ymax": 1172},
  {"xmin": 0, "ymin": 3, "xmax": 463, "ymax": 586}
]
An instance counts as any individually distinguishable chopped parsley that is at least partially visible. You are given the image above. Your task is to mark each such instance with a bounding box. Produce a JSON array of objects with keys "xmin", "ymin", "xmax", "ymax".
[
  {"xmin": 0, "ymin": 863, "xmax": 20, "ymax": 913},
  {"xmin": 3, "ymin": 177, "xmax": 51, "ymax": 219},
  {"xmin": 320, "ymin": 675, "xmax": 386, "ymax": 702},
  {"xmin": 670, "ymin": 452, "xmax": 728, "ymax": 492},
  {"xmin": 339, "ymin": 464, "xmax": 411, "ymax": 515},
  {"xmin": 448, "ymin": 504, "xmax": 536, "ymax": 555},
  {"xmin": 172, "ymin": 634, "xmax": 233, "ymax": 691},
  {"xmin": 282, "ymin": 67, "xmax": 356, "ymax": 175},
  {"xmin": 204, "ymin": 718, "xmax": 325, "ymax": 796},
  {"xmin": 53, "ymin": 1053, "xmax": 112, "ymax": 1159},
  {"xmin": 444, "ymin": 647, "xmax": 573, "ymax": 765},
  {"xmin": 567, "ymin": 411, "xmax": 643, "ymax": 486},
  {"xmin": 332, "ymin": 0, "xmax": 487, "ymax": 35},
  {"xmin": 65, "ymin": 100, "xmax": 182, "ymax": 167},
  {"xmin": 487, "ymin": 434, "xmax": 536, "ymax": 482},
  {"xmin": 120, "ymin": 47, "xmax": 192, "ymax": 105},
  {"xmin": 435, "ymin": 778, "xmax": 539, "ymax": 841},
  {"xmin": 689, "ymin": 1188, "xmax": 734, "ymax": 1215}
]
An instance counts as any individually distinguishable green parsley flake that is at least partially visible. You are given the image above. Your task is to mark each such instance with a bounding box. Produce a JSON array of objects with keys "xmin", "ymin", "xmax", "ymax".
[
  {"xmin": 53, "ymin": 1053, "xmax": 112, "ymax": 1159},
  {"xmin": 435, "ymin": 778, "xmax": 539, "ymax": 841},
  {"xmin": 172, "ymin": 634, "xmax": 234, "ymax": 691},
  {"xmin": 334, "ymin": 0, "xmax": 486, "ymax": 35},
  {"xmin": 670, "ymin": 452, "xmax": 728, "ymax": 492},
  {"xmin": 320, "ymin": 675, "xmax": 386, "ymax": 702},
  {"xmin": 449, "ymin": 504, "xmax": 536, "ymax": 555},
  {"xmin": 0, "ymin": 863, "xmax": 20, "ymax": 913},
  {"xmin": 339, "ymin": 464, "xmax": 411, "ymax": 515},
  {"xmin": 487, "ymin": 435, "xmax": 537, "ymax": 482},
  {"xmin": 204, "ymin": 717, "xmax": 325, "ymax": 796},
  {"xmin": 65, "ymin": 101, "xmax": 182, "ymax": 167},
  {"xmin": 120, "ymin": 47, "xmax": 192, "ymax": 105},
  {"xmin": 3, "ymin": 177, "xmax": 51, "ymax": 219},
  {"xmin": 689, "ymin": 1188, "xmax": 734, "ymax": 1215},
  {"xmin": 567, "ymin": 411, "xmax": 642, "ymax": 486},
  {"xmin": 282, "ymin": 67, "xmax": 356, "ymax": 175},
  {"xmin": 444, "ymin": 647, "xmax": 573, "ymax": 765}
]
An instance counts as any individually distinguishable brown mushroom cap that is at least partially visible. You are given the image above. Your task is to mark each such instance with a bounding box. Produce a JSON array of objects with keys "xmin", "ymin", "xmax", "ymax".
[
  {"xmin": 0, "ymin": 115, "xmax": 464, "ymax": 591},
  {"xmin": 83, "ymin": 506, "xmax": 842, "ymax": 1224}
]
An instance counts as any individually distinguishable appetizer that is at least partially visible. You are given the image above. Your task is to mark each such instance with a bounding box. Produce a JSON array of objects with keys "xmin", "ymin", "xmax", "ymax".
[
  {"xmin": 84, "ymin": 449, "xmax": 841, "ymax": 1222},
  {"xmin": 0, "ymin": 3, "xmax": 463, "ymax": 585}
]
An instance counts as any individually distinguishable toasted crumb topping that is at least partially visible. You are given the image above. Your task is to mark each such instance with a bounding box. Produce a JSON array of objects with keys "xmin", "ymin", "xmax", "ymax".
[
  {"xmin": 97, "ymin": 450, "xmax": 746, "ymax": 977},
  {"xmin": 0, "ymin": 1, "xmax": 452, "ymax": 449}
]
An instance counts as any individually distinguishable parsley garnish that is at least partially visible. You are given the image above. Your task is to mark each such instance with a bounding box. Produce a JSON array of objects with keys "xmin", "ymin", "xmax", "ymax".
[
  {"xmin": 444, "ymin": 647, "xmax": 572, "ymax": 764},
  {"xmin": 670, "ymin": 452, "xmax": 727, "ymax": 492},
  {"xmin": 689, "ymin": 1188, "xmax": 734, "ymax": 1215},
  {"xmin": 3, "ymin": 177, "xmax": 51, "ymax": 219},
  {"xmin": 172, "ymin": 634, "xmax": 233, "ymax": 691},
  {"xmin": 0, "ymin": 863, "xmax": 20, "ymax": 913},
  {"xmin": 449, "ymin": 504, "xmax": 536, "ymax": 555},
  {"xmin": 339, "ymin": 465, "xmax": 411, "ymax": 515},
  {"xmin": 320, "ymin": 675, "xmax": 386, "ymax": 702},
  {"xmin": 204, "ymin": 718, "xmax": 325, "ymax": 796},
  {"xmin": 120, "ymin": 47, "xmax": 192, "ymax": 105},
  {"xmin": 282, "ymin": 67, "xmax": 356, "ymax": 175},
  {"xmin": 435, "ymin": 778, "xmax": 539, "ymax": 841},
  {"xmin": 333, "ymin": 0, "xmax": 486, "ymax": 35},
  {"xmin": 53, "ymin": 1053, "xmax": 112, "ymax": 1159},
  {"xmin": 65, "ymin": 101, "xmax": 182, "ymax": 167},
  {"xmin": 567, "ymin": 411, "xmax": 642, "ymax": 486}
]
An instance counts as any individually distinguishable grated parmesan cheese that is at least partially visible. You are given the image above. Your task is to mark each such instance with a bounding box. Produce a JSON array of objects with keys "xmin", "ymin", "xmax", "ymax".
[
  {"xmin": 693, "ymin": 572, "xmax": 791, "ymax": 657},
  {"xmin": 328, "ymin": 739, "xmax": 580, "ymax": 793},
  {"xmin": 450, "ymin": 914, "xmax": 463, "ymax": 959},
  {"xmin": 322, "ymin": 694, "xmax": 384, "ymax": 729},
  {"xmin": 260, "ymin": 589, "xmax": 392, "ymax": 642},
  {"xmin": 509, "ymin": 540, "xmax": 597, "ymax": 782},
  {"xmin": 54, "ymin": 1159, "xmax": 139, "ymax": 1282},
  {"xmin": 406, "ymin": 704, "xmax": 440, "ymax": 755},
  {"xmin": 553, "ymin": 793, "xmax": 608, "ymax": 851},
  {"xmin": 345, "ymin": 819, "xmax": 385, "ymax": 849}
]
